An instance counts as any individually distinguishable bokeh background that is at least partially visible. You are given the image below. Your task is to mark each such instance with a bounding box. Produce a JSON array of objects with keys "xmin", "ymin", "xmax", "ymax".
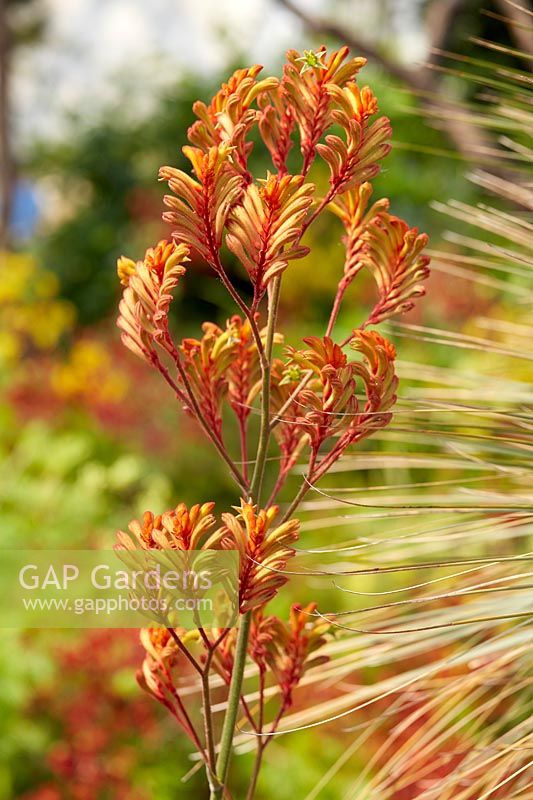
[{"xmin": 0, "ymin": 1, "xmax": 530, "ymax": 798}]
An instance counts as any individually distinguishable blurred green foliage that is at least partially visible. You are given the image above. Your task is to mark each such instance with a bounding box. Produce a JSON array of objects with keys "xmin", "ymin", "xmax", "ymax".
[{"xmin": 0, "ymin": 410, "xmax": 173, "ymax": 548}]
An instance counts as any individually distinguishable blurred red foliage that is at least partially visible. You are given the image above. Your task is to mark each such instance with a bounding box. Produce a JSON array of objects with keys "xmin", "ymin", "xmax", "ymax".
[{"xmin": 21, "ymin": 630, "xmax": 160, "ymax": 800}]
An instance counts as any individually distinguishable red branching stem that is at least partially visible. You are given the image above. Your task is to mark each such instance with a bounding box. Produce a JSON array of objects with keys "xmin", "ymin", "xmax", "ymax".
[
  {"xmin": 167, "ymin": 627, "xmax": 203, "ymax": 676},
  {"xmin": 264, "ymin": 699, "xmax": 289, "ymax": 748},
  {"xmin": 312, "ymin": 422, "xmax": 362, "ymax": 487},
  {"xmin": 325, "ymin": 283, "xmax": 345, "ymax": 338},
  {"xmin": 162, "ymin": 335, "xmax": 249, "ymax": 493},
  {"xmin": 166, "ymin": 679, "xmax": 208, "ymax": 759},
  {"xmin": 164, "ymin": 628, "xmax": 219, "ymax": 779},
  {"xmin": 278, "ymin": 449, "xmax": 317, "ymax": 524},
  {"xmin": 240, "ymin": 697, "xmax": 260, "ymax": 734},
  {"xmin": 152, "ymin": 346, "xmax": 248, "ymax": 490},
  {"xmin": 155, "ymin": 683, "xmax": 190, "ymax": 729},
  {"xmin": 246, "ymin": 694, "xmax": 288, "ymax": 800},
  {"xmin": 197, "ymin": 625, "xmax": 213, "ymax": 652},
  {"xmin": 301, "ymin": 186, "xmax": 336, "ymax": 238},
  {"xmin": 152, "ymin": 656, "xmax": 208, "ymax": 761},
  {"xmin": 214, "ymin": 254, "xmax": 268, "ymax": 374},
  {"xmin": 149, "ymin": 349, "xmax": 187, "ymax": 404},
  {"xmin": 326, "ymin": 224, "xmax": 365, "ymax": 336},
  {"xmin": 267, "ymin": 464, "xmax": 291, "ymax": 507},
  {"xmin": 212, "ymin": 628, "xmax": 231, "ymax": 652},
  {"xmin": 200, "ymin": 644, "xmax": 220, "ymax": 776},
  {"xmin": 258, "ymin": 669, "xmax": 266, "ymax": 736},
  {"xmin": 303, "ymin": 152, "xmax": 371, "ymax": 239},
  {"xmin": 218, "ymin": 657, "xmax": 258, "ymax": 734},
  {"xmin": 305, "ymin": 163, "xmax": 361, "ymax": 231},
  {"xmin": 326, "ymin": 273, "xmax": 357, "ymax": 337},
  {"xmin": 267, "ymin": 444, "xmax": 303, "ymax": 507}
]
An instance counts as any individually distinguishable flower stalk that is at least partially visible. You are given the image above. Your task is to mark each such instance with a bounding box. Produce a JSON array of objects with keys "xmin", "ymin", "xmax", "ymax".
[
  {"xmin": 114, "ymin": 45, "xmax": 430, "ymax": 800},
  {"xmin": 249, "ymin": 275, "xmax": 281, "ymax": 502},
  {"xmin": 214, "ymin": 608, "xmax": 252, "ymax": 794}
]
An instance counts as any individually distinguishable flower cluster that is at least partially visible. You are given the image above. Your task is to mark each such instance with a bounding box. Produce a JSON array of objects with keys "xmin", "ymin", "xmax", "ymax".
[
  {"xmin": 250, "ymin": 603, "xmax": 332, "ymax": 706},
  {"xmin": 280, "ymin": 329, "xmax": 398, "ymax": 483},
  {"xmin": 115, "ymin": 46, "xmax": 430, "ymax": 797},
  {"xmin": 117, "ymin": 500, "xmax": 299, "ymax": 613},
  {"xmin": 226, "ymin": 173, "xmax": 315, "ymax": 300},
  {"xmin": 117, "ymin": 239, "xmax": 190, "ymax": 363}
]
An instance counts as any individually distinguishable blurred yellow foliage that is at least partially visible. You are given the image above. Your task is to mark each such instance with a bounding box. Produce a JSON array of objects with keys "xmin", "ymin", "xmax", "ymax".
[
  {"xmin": 0, "ymin": 252, "xmax": 75, "ymax": 366},
  {"xmin": 51, "ymin": 339, "xmax": 128, "ymax": 404}
]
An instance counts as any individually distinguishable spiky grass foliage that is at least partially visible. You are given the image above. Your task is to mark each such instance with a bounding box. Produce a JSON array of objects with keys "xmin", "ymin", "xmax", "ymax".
[
  {"xmin": 272, "ymin": 27, "xmax": 533, "ymax": 800},
  {"xmin": 171, "ymin": 26, "xmax": 532, "ymax": 800}
]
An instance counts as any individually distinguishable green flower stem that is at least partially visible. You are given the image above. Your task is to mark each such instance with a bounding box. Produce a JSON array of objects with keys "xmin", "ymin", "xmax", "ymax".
[
  {"xmin": 214, "ymin": 608, "xmax": 252, "ymax": 793},
  {"xmin": 249, "ymin": 276, "xmax": 281, "ymax": 502},
  {"xmin": 213, "ymin": 278, "xmax": 281, "ymax": 797}
]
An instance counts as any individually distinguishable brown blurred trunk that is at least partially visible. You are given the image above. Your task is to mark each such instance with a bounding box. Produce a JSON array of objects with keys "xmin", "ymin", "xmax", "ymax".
[
  {"xmin": 495, "ymin": 0, "xmax": 533, "ymax": 58},
  {"xmin": 276, "ymin": 0, "xmax": 509, "ymax": 175},
  {"xmin": 0, "ymin": 0, "xmax": 12, "ymax": 250}
]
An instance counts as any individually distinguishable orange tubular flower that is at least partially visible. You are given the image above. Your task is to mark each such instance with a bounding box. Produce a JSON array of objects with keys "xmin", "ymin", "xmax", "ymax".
[
  {"xmin": 138, "ymin": 633, "xmax": 176, "ymax": 704},
  {"xmin": 140, "ymin": 627, "xmax": 180, "ymax": 665},
  {"xmin": 179, "ymin": 322, "xmax": 239, "ymax": 438},
  {"xmin": 283, "ymin": 47, "xmax": 367, "ymax": 174},
  {"xmin": 262, "ymin": 603, "xmax": 333, "ymax": 707},
  {"xmin": 117, "ymin": 46, "xmax": 429, "ymax": 487},
  {"xmin": 160, "ymin": 144, "xmax": 242, "ymax": 268},
  {"xmin": 317, "ymin": 330, "xmax": 397, "ymax": 471},
  {"xmin": 116, "ymin": 239, "xmax": 190, "ymax": 362},
  {"xmin": 226, "ymin": 173, "xmax": 315, "ymax": 301},
  {"xmin": 258, "ymin": 83, "xmax": 295, "ymax": 175},
  {"xmin": 317, "ymin": 82, "xmax": 392, "ymax": 194},
  {"xmin": 115, "ymin": 500, "xmax": 300, "ymax": 613},
  {"xmin": 137, "ymin": 627, "xmax": 205, "ymax": 740},
  {"xmin": 116, "ymin": 502, "xmax": 217, "ymax": 551},
  {"xmin": 282, "ymin": 331, "xmax": 398, "ymax": 475},
  {"xmin": 349, "ymin": 330, "xmax": 398, "ymax": 433},
  {"xmin": 187, "ymin": 65, "xmax": 278, "ymax": 176},
  {"xmin": 329, "ymin": 183, "xmax": 390, "ymax": 284},
  {"xmin": 285, "ymin": 335, "xmax": 360, "ymax": 453},
  {"xmin": 248, "ymin": 609, "xmax": 280, "ymax": 674},
  {"xmin": 226, "ymin": 315, "xmax": 262, "ymax": 427},
  {"xmin": 178, "ymin": 315, "xmax": 281, "ymax": 438},
  {"xmin": 218, "ymin": 500, "xmax": 300, "ymax": 612},
  {"xmin": 326, "ymin": 183, "xmax": 391, "ymax": 332},
  {"xmin": 362, "ymin": 213, "xmax": 431, "ymax": 325}
]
